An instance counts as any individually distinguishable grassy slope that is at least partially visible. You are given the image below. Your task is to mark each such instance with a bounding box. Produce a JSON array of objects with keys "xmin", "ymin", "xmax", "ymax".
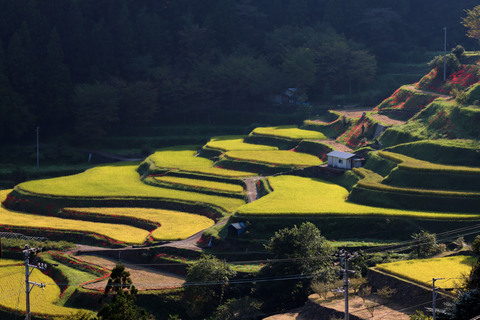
[{"xmin": 236, "ymin": 175, "xmax": 480, "ymax": 219}]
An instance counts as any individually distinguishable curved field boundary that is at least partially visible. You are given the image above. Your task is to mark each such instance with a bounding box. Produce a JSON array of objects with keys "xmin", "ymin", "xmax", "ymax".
[
  {"xmin": 354, "ymin": 168, "xmax": 480, "ymax": 198},
  {"xmin": 223, "ymin": 150, "xmax": 323, "ymax": 167},
  {"xmin": 378, "ymin": 151, "xmax": 480, "ymax": 175},
  {"xmin": 236, "ymin": 175, "xmax": 480, "ymax": 219},
  {"xmin": 0, "ymin": 265, "xmax": 88, "ymax": 318},
  {"xmin": 4, "ymin": 188, "xmax": 232, "ymax": 222},
  {"xmin": 59, "ymin": 208, "xmax": 215, "ymax": 242},
  {"xmin": 205, "ymin": 136, "xmax": 279, "ymax": 152},
  {"xmin": 244, "ymin": 133, "xmax": 300, "ymax": 150},
  {"xmin": 251, "ymin": 126, "xmax": 327, "ymax": 140},
  {"xmin": 376, "ymin": 255, "xmax": 476, "ymax": 290}
]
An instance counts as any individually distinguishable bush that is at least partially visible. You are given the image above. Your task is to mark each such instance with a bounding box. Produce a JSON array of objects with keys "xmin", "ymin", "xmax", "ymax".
[
  {"xmin": 472, "ymin": 235, "xmax": 480, "ymax": 255},
  {"xmin": 452, "ymin": 45, "xmax": 466, "ymax": 59},
  {"xmin": 428, "ymin": 53, "xmax": 460, "ymax": 78}
]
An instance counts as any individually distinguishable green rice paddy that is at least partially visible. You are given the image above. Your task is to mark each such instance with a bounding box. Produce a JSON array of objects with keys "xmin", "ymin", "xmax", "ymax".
[
  {"xmin": 205, "ymin": 136, "xmax": 279, "ymax": 152},
  {"xmin": 224, "ymin": 150, "xmax": 323, "ymax": 167},
  {"xmin": 236, "ymin": 175, "xmax": 480, "ymax": 219},
  {"xmin": 252, "ymin": 126, "xmax": 327, "ymax": 140},
  {"xmin": 16, "ymin": 165, "xmax": 245, "ymax": 213}
]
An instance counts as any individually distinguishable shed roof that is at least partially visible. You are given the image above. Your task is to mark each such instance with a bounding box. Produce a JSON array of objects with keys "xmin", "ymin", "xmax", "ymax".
[
  {"xmin": 327, "ymin": 151, "xmax": 356, "ymax": 159},
  {"xmin": 229, "ymin": 222, "xmax": 246, "ymax": 230}
]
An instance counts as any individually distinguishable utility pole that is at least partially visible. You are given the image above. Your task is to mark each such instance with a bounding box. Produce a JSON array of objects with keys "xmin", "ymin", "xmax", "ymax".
[
  {"xmin": 432, "ymin": 277, "xmax": 444, "ymax": 320},
  {"xmin": 338, "ymin": 250, "xmax": 358, "ymax": 320},
  {"xmin": 23, "ymin": 245, "xmax": 47, "ymax": 320},
  {"xmin": 443, "ymin": 27, "xmax": 447, "ymax": 82},
  {"xmin": 36, "ymin": 127, "xmax": 40, "ymax": 170}
]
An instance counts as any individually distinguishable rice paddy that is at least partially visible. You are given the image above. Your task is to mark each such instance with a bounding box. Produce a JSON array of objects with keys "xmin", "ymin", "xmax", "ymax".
[
  {"xmin": 16, "ymin": 165, "xmax": 245, "ymax": 213},
  {"xmin": 0, "ymin": 263, "xmax": 88, "ymax": 317},
  {"xmin": 252, "ymin": 126, "xmax": 327, "ymax": 140},
  {"xmin": 205, "ymin": 136, "xmax": 279, "ymax": 151},
  {"xmin": 66, "ymin": 207, "xmax": 215, "ymax": 241},
  {"xmin": 0, "ymin": 191, "xmax": 150, "ymax": 244},
  {"xmin": 236, "ymin": 175, "xmax": 480, "ymax": 219},
  {"xmin": 376, "ymin": 255, "xmax": 477, "ymax": 290},
  {"xmin": 224, "ymin": 150, "xmax": 323, "ymax": 167},
  {"xmin": 153, "ymin": 176, "xmax": 244, "ymax": 194}
]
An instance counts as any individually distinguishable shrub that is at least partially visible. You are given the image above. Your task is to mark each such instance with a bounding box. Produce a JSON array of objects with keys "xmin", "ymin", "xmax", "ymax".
[
  {"xmin": 472, "ymin": 235, "xmax": 480, "ymax": 255},
  {"xmin": 376, "ymin": 286, "xmax": 396, "ymax": 299},
  {"xmin": 428, "ymin": 53, "xmax": 460, "ymax": 78}
]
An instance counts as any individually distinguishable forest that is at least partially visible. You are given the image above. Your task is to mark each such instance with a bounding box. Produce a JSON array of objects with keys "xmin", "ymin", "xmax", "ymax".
[{"xmin": 0, "ymin": 0, "xmax": 478, "ymax": 142}]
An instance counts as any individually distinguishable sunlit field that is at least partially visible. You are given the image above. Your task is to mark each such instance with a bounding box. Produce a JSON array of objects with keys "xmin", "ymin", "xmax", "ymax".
[
  {"xmin": 224, "ymin": 150, "xmax": 323, "ymax": 167},
  {"xmin": 205, "ymin": 136, "xmax": 279, "ymax": 151},
  {"xmin": 376, "ymin": 255, "xmax": 477, "ymax": 290},
  {"xmin": 16, "ymin": 165, "xmax": 245, "ymax": 213},
  {"xmin": 252, "ymin": 126, "xmax": 327, "ymax": 140},
  {"xmin": 154, "ymin": 176, "xmax": 244, "ymax": 194},
  {"xmin": 0, "ymin": 264, "xmax": 89, "ymax": 317},
  {"xmin": 66, "ymin": 207, "xmax": 215, "ymax": 240},
  {"xmin": 236, "ymin": 175, "xmax": 480, "ymax": 219}
]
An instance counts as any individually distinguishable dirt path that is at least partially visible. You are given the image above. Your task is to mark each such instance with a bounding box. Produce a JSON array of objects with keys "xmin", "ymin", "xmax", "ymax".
[
  {"xmin": 244, "ymin": 177, "xmax": 262, "ymax": 203},
  {"xmin": 77, "ymin": 255, "xmax": 185, "ymax": 290},
  {"xmin": 316, "ymin": 139, "xmax": 353, "ymax": 153},
  {"xmin": 403, "ymin": 85, "xmax": 452, "ymax": 99}
]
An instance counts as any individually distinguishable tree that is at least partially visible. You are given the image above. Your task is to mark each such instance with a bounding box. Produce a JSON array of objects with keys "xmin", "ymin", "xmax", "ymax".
[
  {"xmin": 72, "ymin": 82, "xmax": 119, "ymax": 139},
  {"xmin": 183, "ymin": 254, "xmax": 236, "ymax": 318},
  {"xmin": 409, "ymin": 310, "xmax": 432, "ymax": 320},
  {"xmin": 472, "ymin": 234, "xmax": 480, "ymax": 255},
  {"xmin": 462, "ymin": 5, "xmax": 480, "ymax": 44},
  {"xmin": 255, "ymin": 222, "xmax": 334, "ymax": 311},
  {"xmin": 96, "ymin": 262, "xmax": 148, "ymax": 320},
  {"xmin": 449, "ymin": 289, "xmax": 480, "ymax": 320},
  {"xmin": 466, "ymin": 260, "xmax": 480, "ymax": 290},
  {"xmin": 428, "ymin": 53, "xmax": 460, "ymax": 79},
  {"xmin": 212, "ymin": 297, "xmax": 263, "ymax": 320},
  {"xmin": 281, "ymin": 47, "xmax": 317, "ymax": 93},
  {"xmin": 411, "ymin": 230, "xmax": 442, "ymax": 257}
]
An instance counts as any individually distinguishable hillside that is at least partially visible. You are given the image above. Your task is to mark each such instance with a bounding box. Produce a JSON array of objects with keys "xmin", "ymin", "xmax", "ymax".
[{"xmin": 2, "ymin": 53, "xmax": 480, "ymax": 319}]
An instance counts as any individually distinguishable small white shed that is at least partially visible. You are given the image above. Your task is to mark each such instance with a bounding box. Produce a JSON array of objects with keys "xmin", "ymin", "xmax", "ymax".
[{"xmin": 326, "ymin": 151, "xmax": 360, "ymax": 170}]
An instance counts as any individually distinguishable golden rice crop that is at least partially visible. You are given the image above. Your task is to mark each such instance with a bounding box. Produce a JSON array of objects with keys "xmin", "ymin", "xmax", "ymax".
[
  {"xmin": 236, "ymin": 175, "xmax": 480, "ymax": 219},
  {"xmin": 66, "ymin": 207, "xmax": 215, "ymax": 241},
  {"xmin": 252, "ymin": 126, "xmax": 327, "ymax": 140},
  {"xmin": 205, "ymin": 136, "xmax": 278, "ymax": 152},
  {"xmin": 0, "ymin": 259, "xmax": 23, "ymax": 266},
  {"xmin": 376, "ymin": 256, "xmax": 477, "ymax": 290},
  {"xmin": 154, "ymin": 176, "xmax": 244, "ymax": 193},
  {"xmin": 180, "ymin": 167, "xmax": 256, "ymax": 177},
  {"xmin": 16, "ymin": 165, "xmax": 245, "ymax": 213},
  {"xmin": 146, "ymin": 147, "xmax": 213, "ymax": 169},
  {"xmin": 224, "ymin": 150, "xmax": 322, "ymax": 167},
  {"xmin": 0, "ymin": 265, "xmax": 88, "ymax": 316},
  {"xmin": 0, "ymin": 190, "xmax": 150, "ymax": 244}
]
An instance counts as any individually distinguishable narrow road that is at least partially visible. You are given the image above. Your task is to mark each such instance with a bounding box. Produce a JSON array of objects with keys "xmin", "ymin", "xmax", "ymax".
[{"xmin": 244, "ymin": 177, "xmax": 262, "ymax": 203}]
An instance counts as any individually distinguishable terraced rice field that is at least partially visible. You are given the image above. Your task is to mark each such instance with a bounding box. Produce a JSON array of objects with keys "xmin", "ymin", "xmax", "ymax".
[
  {"xmin": 236, "ymin": 175, "xmax": 480, "ymax": 219},
  {"xmin": 66, "ymin": 207, "xmax": 215, "ymax": 241},
  {"xmin": 0, "ymin": 191, "xmax": 150, "ymax": 244},
  {"xmin": 15, "ymin": 165, "xmax": 245, "ymax": 213},
  {"xmin": 379, "ymin": 151, "xmax": 480, "ymax": 174},
  {"xmin": 205, "ymin": 136, "xmax": 279, "ymax": 151},
  {"xmin": 146, "ymin": 146, "xmax": 213, "ymax": 169},
  {"xmin": 180, "ymin": 167, "xmax": 256, "ymax": 177},
  {"xmin": 224, "ymin": 150, "xmax": 323, "ymax": 167},
  {"xmin": 0, "ymin": 263, "xmax": 88, "ymax": 317},
  {"xmin": 252, "ymin": 126, "xmax": 327, "ymax": 140},
  {"xmin": 376, "ymin": 255, "xmax": 477, "ymax": 290},
  {"xmin": 153, "ymin": 176, "xmax": 244, "ymax": 194}
]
